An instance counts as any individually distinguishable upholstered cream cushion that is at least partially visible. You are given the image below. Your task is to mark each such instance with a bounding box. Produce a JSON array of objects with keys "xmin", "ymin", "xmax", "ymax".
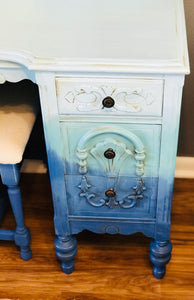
[{"xmin": 0, "ymin": 81, "xmax": 39, "ymax": 164}]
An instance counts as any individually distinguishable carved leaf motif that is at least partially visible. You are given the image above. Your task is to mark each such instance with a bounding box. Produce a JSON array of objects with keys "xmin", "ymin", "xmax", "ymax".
[
  {"xmin": 64, "ymin": 86, "xmax": 105, "ymax": 112},
  {"xmin": 90, "ymin": 138, "xmax": 132, "ymax": 176},
  {"xmin": 77, "ymin": 127, "xmax": 146, "ymax": 209},
  {"xmin": 120, "ymin": 178, "xmax": 146, "ymax": 209},
  {"xmin": 113, "ymin": 88, "xmax": 155, "ymax": 112},
  {"xmin": 101, "ymin": 86, "xmax": 115, "ymax": 96},
  {"xmin": 77, "ymin": 126, "xmax": 145, "ymax": 177},
  {"xmin": 64, "ymin": 91, "xmax": 75, "ymax": 103},
  {"xmin": 78, "ymin": 176, "xmax": 105, "ymax": 207},
  {"xmin": 63, "ymin": 85, "xmax": 156, "ymax": 113},
  {"xmin": 78, "ymin": 176, "xmax": 91, "ymax": 196}
]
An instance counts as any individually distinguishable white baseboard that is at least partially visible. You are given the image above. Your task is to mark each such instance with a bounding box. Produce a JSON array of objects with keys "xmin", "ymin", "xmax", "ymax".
[
  {"xmin": 175, "ymin": 157, "xmax": 194, "ymax": 178},
  {"xmin": 21, "ymin": 157, "xmax": 194, "ymax": 178}
]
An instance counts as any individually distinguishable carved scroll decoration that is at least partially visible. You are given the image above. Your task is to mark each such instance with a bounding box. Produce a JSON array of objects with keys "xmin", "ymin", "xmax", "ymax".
[
  {"xmin": 77, "ymin": 126, "xmax": 146, "ymax": 209},
  {"xmin": 78, "ymin": 176, "xmax": 146, "ymax": 209},
  {"xmin": 63, "ymin": 86, "xmax": 155, "ymax": 113}
]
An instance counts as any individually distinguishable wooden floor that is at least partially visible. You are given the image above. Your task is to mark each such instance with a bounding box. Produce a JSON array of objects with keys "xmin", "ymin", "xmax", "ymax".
[{"xmin": 0, "ymin": 175, "xmax": 194, "ymax": 299}]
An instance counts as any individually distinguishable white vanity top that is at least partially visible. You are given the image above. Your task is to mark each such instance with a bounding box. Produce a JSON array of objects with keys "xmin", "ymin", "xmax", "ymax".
[{"xmin": 0, "ymin": 0, "xmax": 189, "ymax": 73}]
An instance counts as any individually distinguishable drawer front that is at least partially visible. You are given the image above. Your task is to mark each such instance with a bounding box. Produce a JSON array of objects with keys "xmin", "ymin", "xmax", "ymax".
[
  {"xmin": 56, "ymin": 77, "xmax": 164, "ymax": 117},
  {"xmin": 60, "ymin": 121, "xmax": 161, "ymax": 218}
]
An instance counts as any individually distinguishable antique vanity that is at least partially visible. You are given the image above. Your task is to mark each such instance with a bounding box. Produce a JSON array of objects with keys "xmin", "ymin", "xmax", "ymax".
[{"xmin": 0, "ymin": 0, "xmax": 189, "ymax": 278}]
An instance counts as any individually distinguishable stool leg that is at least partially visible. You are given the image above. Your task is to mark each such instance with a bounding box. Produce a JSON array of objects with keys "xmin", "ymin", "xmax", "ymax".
[
  {"xmin": 7, "ymin": 185, "xmax": 32, "ymax": 260},
  {"xmin": 0, "ymin": 177, "xmax": 9, "ymax": 221},
  {"xmin": 0, "ymin": 164, "xmax": 32, "ymax": 260}
]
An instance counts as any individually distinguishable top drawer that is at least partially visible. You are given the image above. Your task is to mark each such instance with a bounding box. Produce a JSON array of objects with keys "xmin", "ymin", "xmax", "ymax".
[{"xmin": 55, "ymin": 77, "xmax": 164, "ymax": 117}]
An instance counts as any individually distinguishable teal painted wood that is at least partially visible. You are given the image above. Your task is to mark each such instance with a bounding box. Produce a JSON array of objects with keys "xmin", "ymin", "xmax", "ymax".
[
  {"xmin": 60, "ymin": 122, "xmax": 160, "ymax": 178},
  {"xmin": 35, "ymin": 71, "xmax": 186, "ymax": 278},
  {"xmin": 0, "ymin": 164, "xmax": 32, "ymax": 260},
  {"xmin": 36, "ymin": 73, "xmax": 71, "ymax": 237},
  {"xmin": 155, "ymin": 75, "xmax": 185, "ymax": 241},
  {"xmin": 0, "ymin": 0, "xmax": 189, "ymax": 280}
]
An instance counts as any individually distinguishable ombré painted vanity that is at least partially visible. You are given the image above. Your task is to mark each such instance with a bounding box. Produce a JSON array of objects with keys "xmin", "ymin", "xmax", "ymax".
[{"xmin": 0, "ymin": 0, "xmax": 189, "ymax": 278}]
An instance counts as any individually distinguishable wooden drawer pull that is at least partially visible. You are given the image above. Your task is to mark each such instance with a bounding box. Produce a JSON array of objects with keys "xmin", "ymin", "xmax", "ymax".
[
  {"xmin": 102, "ymin": 96, "xmax": 115, "ymax": 108},
  {"xmin": 105, "ymin": 188, "xmax": 116, "ymax": 198},
  {"xmin": 104, "ymin": 148, "xmax": 115, "ymax": 159}
]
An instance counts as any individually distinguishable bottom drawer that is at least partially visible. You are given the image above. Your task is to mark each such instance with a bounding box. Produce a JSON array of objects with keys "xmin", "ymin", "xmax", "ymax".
[{"xmin": 66, "ymin": 175, "xmax": 158, "ymax": 218}]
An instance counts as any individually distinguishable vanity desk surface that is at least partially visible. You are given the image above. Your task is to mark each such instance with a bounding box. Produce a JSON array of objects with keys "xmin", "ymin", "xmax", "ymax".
[{"xmin": 0, "ymin": 0, "xmax": 189, "ymax": 279}]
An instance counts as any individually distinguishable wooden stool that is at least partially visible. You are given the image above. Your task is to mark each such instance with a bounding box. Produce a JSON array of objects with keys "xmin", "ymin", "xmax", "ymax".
[{"xmin": 0, "ymin": 81, "xmax": 39, "ymax": 260}]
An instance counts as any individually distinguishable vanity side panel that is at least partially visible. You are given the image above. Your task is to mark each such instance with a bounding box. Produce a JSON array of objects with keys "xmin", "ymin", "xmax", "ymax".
[
  {"xmin": 155, "ymin": 74, "xmax": 185, "ymax": 240},
  {"xmin": 35, "ymin": 72, "xmax": 70, "ymax": 236}
]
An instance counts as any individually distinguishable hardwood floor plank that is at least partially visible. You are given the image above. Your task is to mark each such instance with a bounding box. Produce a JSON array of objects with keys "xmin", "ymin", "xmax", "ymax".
[{"xmin": 0, "ymin": 175, "xmax": 193, "ymax": 299}]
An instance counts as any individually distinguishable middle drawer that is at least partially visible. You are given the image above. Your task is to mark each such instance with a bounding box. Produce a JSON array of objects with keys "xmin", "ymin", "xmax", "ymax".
[{"xmin": 56, "ymin": 77, "xmax": 164, "ymax": 117}]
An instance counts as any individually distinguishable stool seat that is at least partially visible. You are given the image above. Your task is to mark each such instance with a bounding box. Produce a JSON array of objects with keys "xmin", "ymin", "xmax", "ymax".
[{"xmin": 0, "ymin": 83, "xmax": 39, "ymax": 164}]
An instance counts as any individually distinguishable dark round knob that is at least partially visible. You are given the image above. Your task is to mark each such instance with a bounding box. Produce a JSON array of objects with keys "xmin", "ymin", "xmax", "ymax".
[
  {"xmin": 102, "ymin": 96, "xmax": 115, "ymax": 108},
  {"xmin": 105, "ymin": 188, "xmax": 116, "ymax": 198},
  {"xmin": 104, "ymin": 148, "xmax": 115, "ymax": 159}
]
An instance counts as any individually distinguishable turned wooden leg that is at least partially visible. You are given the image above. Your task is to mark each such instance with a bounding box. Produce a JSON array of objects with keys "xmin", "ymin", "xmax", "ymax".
[
  {"xmin": 150, "ymin": 240, "xmax": 172, "ymax": 279},
  {"xmin": 55, "ymin": 235, "xmax": 77, "ymax": 274},
  {"xmin": 0, "ymin": 177, "xmax": 8, "ymax": 221},
  {"xmin": 8, "ymin": 184, "xmax": 32, "ymax": 261}
]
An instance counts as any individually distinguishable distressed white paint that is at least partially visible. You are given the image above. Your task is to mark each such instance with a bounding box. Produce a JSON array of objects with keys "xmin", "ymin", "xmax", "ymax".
[
  {"xmin": 56, "ymin": 77, "xmax": 164, "ymax": 116},
  {"xmin": 0, "ymin": 0, "xmax": 189, "ymax": 74}
]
